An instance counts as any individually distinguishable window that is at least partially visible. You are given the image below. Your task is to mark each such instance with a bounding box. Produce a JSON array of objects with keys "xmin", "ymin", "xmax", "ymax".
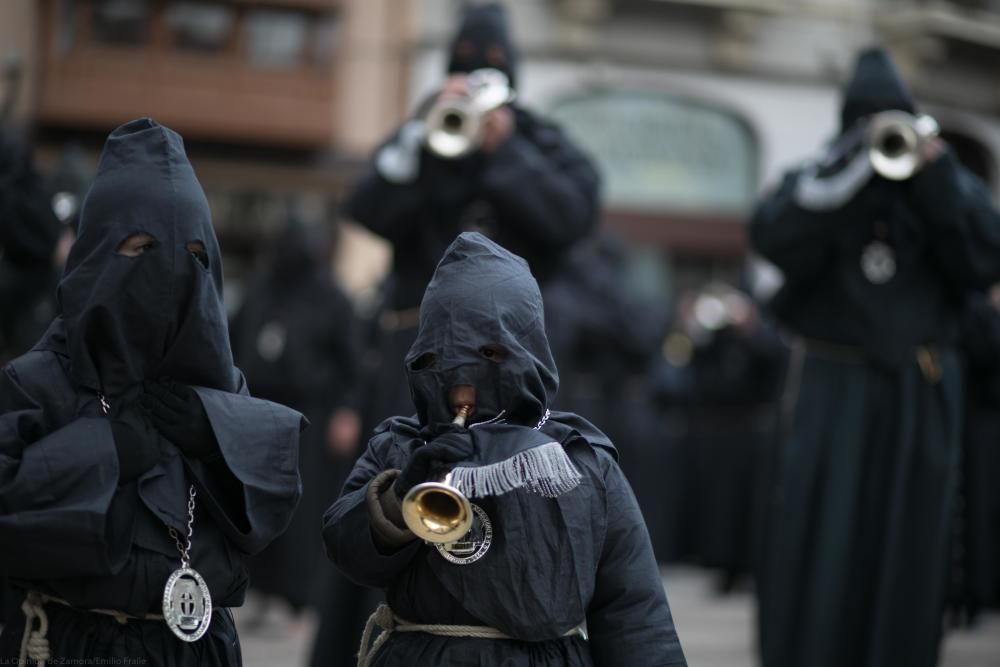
[
  {"xmin": 168, "ymin": 2, "xmax": 236, "ymax": 54},
  {"xmin": 92, "ymin": 0, "xmax": 152, "ymax": 46},
  {"xmin": 311, "ymin": 15, "xmax": 341, "ymax": 66},
  {"xmin": 245, "ymin": 10, "xmax": 308, "ymax": 68}
]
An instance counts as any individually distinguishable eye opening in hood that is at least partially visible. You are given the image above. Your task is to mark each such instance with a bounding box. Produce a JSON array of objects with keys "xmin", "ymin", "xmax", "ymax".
[
  {"xmin": 479, "ymin": 343, "xmax": 509, "ymax": 363},
  {"xmin": 409, "ymin": 352, "xmax": 438, "ymax": 372},
  {"xmin": 116, "ymin": 231, "xmax": 158, "ymax": 257},
  {"xmin": 186, "ymin": 239, "xmax": 209, "ymax": 269}
]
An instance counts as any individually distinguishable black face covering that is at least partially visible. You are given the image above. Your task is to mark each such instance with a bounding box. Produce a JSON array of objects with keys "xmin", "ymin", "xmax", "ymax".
[
  {"xmin": 404, "ymin": 232, "xmax": 558, "ymax": 428},
  {"xmin": 447, "ymin": 2, "xmax": 519, "ymax": 90},
  {"xmin": 840, "ymin": 47, "xmax": 916, "ymax": 131},
  {"xmin": 58, "ymin": 118, "xmax": 236, "ymax": 398}
]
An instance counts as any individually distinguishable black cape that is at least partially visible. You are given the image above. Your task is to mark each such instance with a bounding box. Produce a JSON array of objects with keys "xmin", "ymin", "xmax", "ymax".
[
  {"xmin": 324, "ymin": 233, "xmax": 686, "ymax": 667},
  {"xmin": 0, "ymin": 119, "xmax": 303, "ymax": 666},
  {"xmin": 750, "ymin": 49, "xmax": 1000, "ymax": 667}
]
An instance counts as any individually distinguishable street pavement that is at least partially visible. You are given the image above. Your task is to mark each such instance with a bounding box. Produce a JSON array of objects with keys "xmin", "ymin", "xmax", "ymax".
[{"xmin": 236, "ymin": 566, "xmax": 1000, "ymax": 666}]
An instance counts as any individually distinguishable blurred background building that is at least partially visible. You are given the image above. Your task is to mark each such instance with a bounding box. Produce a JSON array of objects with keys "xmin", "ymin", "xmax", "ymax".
[{"xmin": 3, "ymin": 0, "xmax": 999, "ymax": 307}]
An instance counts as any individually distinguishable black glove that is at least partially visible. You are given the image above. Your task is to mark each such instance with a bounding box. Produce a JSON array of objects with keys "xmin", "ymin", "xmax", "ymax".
[
  {"xmin": 141, "ymin": 379, "xmax": 219, "ymax": 460},
  {"xmin": 109, "ymin": 399, "xmax": 160, "ymax": 482},
  {"xmin": 394, "ymin": 427, "xmax": 475, "ymax": 501}
]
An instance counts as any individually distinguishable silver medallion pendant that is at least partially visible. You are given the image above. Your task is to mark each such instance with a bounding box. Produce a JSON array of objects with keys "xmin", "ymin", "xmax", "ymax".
[
  {"xmin": 861, "ymin": 241, "xmax": 896, "ymax": 284},
  {"xmin": 436, "ymin": 503, "xmax": 493, "ymax": 565},
  {"xmin": 163, "ymin": 567, "xmax": 213, "ymax": 642}
]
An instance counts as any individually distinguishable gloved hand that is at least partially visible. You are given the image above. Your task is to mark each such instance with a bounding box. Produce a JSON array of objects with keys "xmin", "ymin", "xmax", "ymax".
[
  {"xmin": 141, "ymin": 379, "xmax": 219, "ymax": 460},
  {"xmin": 109, "ymin": 398, "xmax": 160, "ymax": 482},
  {"xmin": 394, "ymin": 427, "xmax": 474, "ymax": 501}
]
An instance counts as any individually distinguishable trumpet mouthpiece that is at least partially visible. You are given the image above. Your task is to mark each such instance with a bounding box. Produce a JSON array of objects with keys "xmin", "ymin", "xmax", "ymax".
[{"xmin": 452, "ymin": 405, "xmax": 471, "ymax": 427}]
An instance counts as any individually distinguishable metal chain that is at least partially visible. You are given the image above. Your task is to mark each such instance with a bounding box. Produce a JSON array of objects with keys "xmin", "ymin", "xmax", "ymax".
[
  {"xmin": 99, "ymin": 393, "xmax": 198, "ymax": 569},
  {"xmin": 168, "ymin": 485, "xmax": 197, "ymax": 568},
  {"xmin": 534, "ymin": 409, "xmax": 550, "ymax": 430}
]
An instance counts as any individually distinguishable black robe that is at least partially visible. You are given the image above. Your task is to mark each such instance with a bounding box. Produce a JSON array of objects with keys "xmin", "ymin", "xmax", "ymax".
[
  {"xmin": 0, "ymin": 118, "xmax": 303, "ymax": 666},
  {"xmin": 954, "ymin": 294, "xmax": 1000, "ymax": 617},
  {"xmin": 750, "ymin": 49, "xmax": 1000, "ymax": 667},
  {"xmin": 323, "ymin": 233, "xmax": 685, "ymax": 667}
]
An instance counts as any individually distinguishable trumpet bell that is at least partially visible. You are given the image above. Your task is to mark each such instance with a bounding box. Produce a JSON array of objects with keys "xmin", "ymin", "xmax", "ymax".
[
  {"xmin": 401, "ymin": 480, "xmax": 474, "ymax": 544},
  {"xmin": 425, "ymin": 98, "xmax": 483, "ymax": 159},
  {"xmin": 868, "ymin": 111, "xmax": 939, "ymax": 181},
  {"xmin": 424, "ymin": 68, "xmax": 515, "ymax": 160}
]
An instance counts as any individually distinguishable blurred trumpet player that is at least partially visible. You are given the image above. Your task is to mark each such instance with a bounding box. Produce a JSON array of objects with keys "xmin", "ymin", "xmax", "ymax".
[
  {"xmin": 343, "ymin": 1, "xmax": 600, "ymax": 431},
  {"xmin": 323, "ymin": 233, "xmax": 686, "ymax": 667},
  {"xmin": 750, "ymin": 47, "xmax": 1000, "ymax": 667}
]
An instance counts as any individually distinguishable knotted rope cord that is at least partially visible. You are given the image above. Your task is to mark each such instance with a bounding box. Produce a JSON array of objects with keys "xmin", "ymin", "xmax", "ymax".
[
  {"xmin": 18, "ymin": 592, "xmax": 166, "ymax": 666},
  {"xmin": 357, "ymin": 604, "xmax": 514, "ymax": 667},
  {"xmin": 357, "ymin": 603, "xmax": 586, "ymax": 667},
  {"xmin": 19, "ymin": 592, "xmax": 50, "ymax": 666}
]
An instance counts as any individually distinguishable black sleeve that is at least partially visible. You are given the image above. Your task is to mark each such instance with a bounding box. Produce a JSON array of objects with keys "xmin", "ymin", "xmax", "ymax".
[
  {"xmin": 322, "ymin": 438, "xmax": 423, "ymax": 588},
  {"xmin": 0, "ymin": 364, "xmax": 132, "ymax": 578},
  {"xmin": 907, "ymin": 150, "xmax": 1000, "ymax": 290},
  {"xmin": 343, "ymin": 124, "xmax": 426, "ymax": 244},
  {"xmin": 480, "ymin": 115, "xmax": 601, "ymax": 250},
  {"xmin": 586, "ymin": 452, "xmax": 687, "ymax": 667},
  {"xmin": 748, "ymin": 169, "xmax": 843, "ymax": 288},
  {"xmin": 189, "ymin": 376, "xmax": 304, "ymax": 555}
]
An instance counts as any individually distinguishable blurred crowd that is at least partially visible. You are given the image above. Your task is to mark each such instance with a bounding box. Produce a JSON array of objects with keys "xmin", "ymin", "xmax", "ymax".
[{"xmin": 3, "ymin": 2, "xmax": 1000, "ymax": 667}]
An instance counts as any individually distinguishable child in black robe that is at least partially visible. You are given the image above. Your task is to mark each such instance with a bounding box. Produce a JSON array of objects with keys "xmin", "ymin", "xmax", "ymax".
[
  {"xmin": 0, "ymin": 118, "xmax": 303, "ymax": 666},
  {"xmin": 324, "ymin": 232, "xmax": 687, "ymax": 667}
]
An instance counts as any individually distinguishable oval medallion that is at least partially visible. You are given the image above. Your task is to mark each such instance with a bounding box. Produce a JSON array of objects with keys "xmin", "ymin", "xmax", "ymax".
[
  {"xmin": 861, "ymin": 240, "xmax": 896, "ymax": 284},
  {"xmin": 256, "ymin": 321, "xmax": 287, "ymax": 362},
  {"xmin": 436, "ymin": 503, "xmax": 493, "ymax": 565},
  {"xmin": 163, "ymin": 567, "xmax": 213, "ymax": 642}
]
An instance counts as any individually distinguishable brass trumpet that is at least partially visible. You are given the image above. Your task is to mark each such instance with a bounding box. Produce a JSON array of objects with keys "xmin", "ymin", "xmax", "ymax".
[
  {"xmin": 400, "ymin": 406, "xmax": 474, "ymax": 544},
  {"xmin": 867, "ymin": 111, "xmax": 939, "ymax": 181},
  {"xmin": 425, "ymin": 68, "xmax": 515, "ymax": 159}
]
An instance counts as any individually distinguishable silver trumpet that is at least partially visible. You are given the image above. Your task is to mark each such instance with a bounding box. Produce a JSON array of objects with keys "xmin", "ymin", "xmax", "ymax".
[
  {"xmin": 867, "ymin": 110, "xmax": 940, "ymax": 181},
  {"xmin": 425, "ymin": 68, "xmax": 515, "ymax": 159},
  {"xmin": 400, "ymin": 406, "xmax": 474, "ymax": 544}
]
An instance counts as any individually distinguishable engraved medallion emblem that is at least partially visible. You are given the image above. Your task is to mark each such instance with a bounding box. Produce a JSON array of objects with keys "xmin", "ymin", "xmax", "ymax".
[
  {"xmin": 436, "ymin": 503, "xmax": 493, "ymax": 565},
  {"xmin": 163, "ymin": 567, "xmax": 213, "ymax": 642}
]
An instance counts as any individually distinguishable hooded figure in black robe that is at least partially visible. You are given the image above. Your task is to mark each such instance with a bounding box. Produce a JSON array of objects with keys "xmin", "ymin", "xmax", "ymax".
[
  {"xmin": 344, "ymin": 1, "xmax": 600, "ymax": 437},
  {"xmin": 0, "ymin": 129, "xmax": 62, "ymax": 364},
  {"xmin": 323, "ymin": 233, "xmax": 686, "ymax": 667},
  {"xmin": 0, "ymin": 118, "xmax": 303, "ymax": 666},
  {"xmin": 750, "ymin": 48, "xmax": 1000, "ymax": 667}
]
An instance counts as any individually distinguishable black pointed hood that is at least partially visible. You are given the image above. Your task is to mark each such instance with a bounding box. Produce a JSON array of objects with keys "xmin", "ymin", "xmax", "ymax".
[
  {"xmin": 56, "ymin": 117, "xmax": 237, "ymax": 397},
  {"xmin": 840, "ymin": 47, "xmax": 916, "ymax": 129},
  {"xmin": 405, "ymin": 232, "xmax": 557, "ymax": 427},
  {"xmin": 447, "ymin": 2, "xmax": 519, "ymax": 89}
]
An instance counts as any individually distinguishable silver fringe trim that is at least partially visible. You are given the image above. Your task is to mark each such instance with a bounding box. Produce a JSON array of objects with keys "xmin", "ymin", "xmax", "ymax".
[{"xmin": 449, "ymin": 441, "xmax": 582, "ymax": 499}]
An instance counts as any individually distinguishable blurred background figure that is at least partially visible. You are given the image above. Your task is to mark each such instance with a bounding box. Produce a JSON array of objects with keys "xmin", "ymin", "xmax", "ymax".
[
  {"xmin": 342, "ymin": 0, "xmax": 600, "ymax": 439},
  {"xmin": 0, "ymin": 49, "xmax": 63, "ymax": 365},
  {"xmin": 750, "ymin": 47, "xmax": 1000, "ymax": 667},
  {"xmin": 229, "ymin": 212, "xmax": 362, "ymax": 626},
  {"xmin": 544, "ymin": 230, "xmax": 676, "ymax": 561},
  {"xmin": 668, "ymin": 278, "xmax": 788, "ymax": 592},
  {"xmin": 950, "ymin": 287, "xmax": 1000, "ymax": 625}
]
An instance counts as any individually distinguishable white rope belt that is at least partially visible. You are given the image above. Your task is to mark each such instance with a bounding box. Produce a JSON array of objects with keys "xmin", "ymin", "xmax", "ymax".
[
  {"xmin": 18, "ymin": 591, "xmax": 164, "ymax": 667},
  {"xmin": 357, "ymin": 604, "xmax": 586, "ymax": 667}
]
